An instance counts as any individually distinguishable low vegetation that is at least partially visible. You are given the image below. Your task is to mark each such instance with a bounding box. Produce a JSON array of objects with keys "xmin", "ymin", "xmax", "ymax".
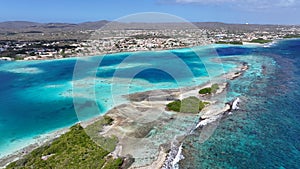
[
  {"xmin": 199, "ymin": 87, "xmax": 212, "ymax": 94},
  {"xmin": 6, "ymin": 115, "xmax": 123, "ymax": 169},
  {"xmin": 85, "ymin": 115, "xmax": 118, "ymax": 152},
  {"xmin": 199, "ymin": 84, "xmax": 219, "ymax": 95},
  {"xmin": 216, "ymin": 41, "xmax": 243, "ymax": 45},
  {"xmin": 283, "ymin": 34, "xmax": 300, "ymax": 39},
  {"xmin": 103, "ymin": 157, "xmax": 123, "ymax": 169},
  {"xmin": 211, "ymin": 84, "xmax": 220, "ymax": 93},
  {"xmin": 166, "ymin": 96, "xmax": 208, "ymax": 113},
  {"xmin": 249, "ymin": 38, "xmax": 272, "ymax": 44},
  {"xmin": 166, "ymin": 100, "xmax": 181, "ymax": 112}
]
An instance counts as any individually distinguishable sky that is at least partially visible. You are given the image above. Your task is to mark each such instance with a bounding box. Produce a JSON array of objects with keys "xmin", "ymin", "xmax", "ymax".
[{"xmin": 0, "ymin": 0, "xmax": 299, "ymax": 24}]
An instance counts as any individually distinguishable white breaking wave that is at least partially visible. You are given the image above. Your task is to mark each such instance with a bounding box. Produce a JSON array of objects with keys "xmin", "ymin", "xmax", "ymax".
[
  {"xmin": 232, "ymin": 97, "xmax": 240, "ymax": 110},
  {"xmin": 195, "ymin": 115, "xmax": 220, "ymax": 129},
  {"xmin": 172, "ymin": 143, "xmax": 184, "ymax": 169},
  {"xmin": 163, "ymin": 98, "xmax": 240, "ymax": 168}
]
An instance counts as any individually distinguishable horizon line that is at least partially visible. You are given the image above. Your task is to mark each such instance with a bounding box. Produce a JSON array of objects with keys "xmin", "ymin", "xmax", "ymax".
[{"xmin": 0, "ymin": 20, "xmax": 299, "ymax": 26}]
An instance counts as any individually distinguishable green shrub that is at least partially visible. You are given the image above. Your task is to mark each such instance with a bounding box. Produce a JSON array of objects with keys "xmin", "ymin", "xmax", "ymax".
[
  {"xmin": 199, "ymin": 84, "xmax": 219, "ymax": 95},
  {"xmin": 211, "ymin": 84, "xmax": 219, "ymax": 93},
  {"xmin": 166, "ymin": 96, "xmax": 207, "ymax": 113},
  {"xmin": 7, "ymin": 122, "xmax": 121, "ymax": 169},
  {"xmin": 103, "ymin": 115, "xmax": 114, "ymax": 125},
  {"xmin": 103, "ymin": 157, "xmax": 123, "ymax": 169},
  {"xmin": 283, "ymin": 34, "xmax": 300, "ymax": 39},
  {"xmin": 199, "ymin": 87, "xmax": 212, "ymax": 94},
  {"xmin": 181, "ymin": 96, "xmax": 201, "ymax": 113},
  {"xmin": 199, "ymin": 101, "xmax": 206, "ymax": 111},
  {"xmin": 216, "ymin": 41, "xmax": 243, "ymax": 45},
  {"xmin": 85, "ymin": 116, "xmax": 118, "ymax": 152},
  {"xmin": 166, "ymin": 100, "xmax": 181, "ymax": 112},
  {"xmin": 249, "ymin": 38, "xmax": 272, "ymax": 44}
]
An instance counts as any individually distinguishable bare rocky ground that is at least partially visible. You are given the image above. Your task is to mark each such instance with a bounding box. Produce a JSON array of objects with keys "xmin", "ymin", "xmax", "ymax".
[
  {"xmin": 0, "ymin": 61, "xmax": 248, "ymax": 169},
  {"xmin": 98, "ymin": 64, "xmax": 248, "ymax": 168}
]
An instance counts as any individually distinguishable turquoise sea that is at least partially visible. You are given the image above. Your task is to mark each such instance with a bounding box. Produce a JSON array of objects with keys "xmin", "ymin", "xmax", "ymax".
[
  {"xmin": 0, "ymin": 40, "xmax": 299, "ymax": 168},
  {"xmin": 0, "ymin": 45, "xmax": 236, "ymax": 158},
  {"xmin": 180, "ymin": 40, "xmax": 300, "ymax": 169}
]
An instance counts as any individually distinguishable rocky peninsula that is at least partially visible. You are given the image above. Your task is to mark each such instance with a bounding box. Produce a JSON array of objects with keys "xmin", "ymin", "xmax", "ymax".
[
  {"xmin": 0, "ymin": 62, "xmax": 248, "ymax": 169},
  {"xmin": 90, "ymin": 63, "xmax": 248, "ymax": 168}
]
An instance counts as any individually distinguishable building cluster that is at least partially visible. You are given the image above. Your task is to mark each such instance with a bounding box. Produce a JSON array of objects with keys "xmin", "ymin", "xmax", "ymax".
[
  {"xmin": 77, "ymin": 29, "xmax": 211, "ymax": 56},
  {"xmin": 1, "ymin": 26, "xmax": 300, "ymax": 61},
  {"xmin": 0, "ymin": 40, "xmax": 79, "ymax": 60}
]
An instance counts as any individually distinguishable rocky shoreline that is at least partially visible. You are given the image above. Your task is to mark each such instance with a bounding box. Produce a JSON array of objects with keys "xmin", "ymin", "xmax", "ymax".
[
  {"xmin": 0, "ymin": 62, "xmax": 248, "ymax": 169},
  {"xmin": 95, "ymin": 63, "xmax": 248, "ymax": 168}
]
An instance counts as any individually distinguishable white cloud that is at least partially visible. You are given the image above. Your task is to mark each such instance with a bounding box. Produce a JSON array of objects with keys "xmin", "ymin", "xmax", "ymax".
[{"xmin": 174, "ymin": 0, "xmax": 297, "ymax": 8}]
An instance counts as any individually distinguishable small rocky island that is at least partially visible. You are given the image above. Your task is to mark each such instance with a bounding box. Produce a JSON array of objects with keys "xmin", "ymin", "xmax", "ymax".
[{"xmin": 2, "ymin": 63, "xmax": 248, "ymax": 169}]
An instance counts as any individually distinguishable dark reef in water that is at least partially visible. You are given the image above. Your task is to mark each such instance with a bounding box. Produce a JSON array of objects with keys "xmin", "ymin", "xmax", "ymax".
[{"xmin": 180, "ymin": 39, "xmax": 300, "ymax": 169}]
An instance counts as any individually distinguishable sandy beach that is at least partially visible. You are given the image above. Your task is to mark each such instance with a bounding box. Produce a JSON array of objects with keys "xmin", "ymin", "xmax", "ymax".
[{"xmin": 0, "ymin": 62, "xmax": 248, "ymax": 169}]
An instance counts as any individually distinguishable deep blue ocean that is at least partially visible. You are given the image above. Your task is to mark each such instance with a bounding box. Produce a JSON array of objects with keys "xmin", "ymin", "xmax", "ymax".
[
  {"xmin": 0, "ymin": 40, "xmax": 299, "ymax": 168},
  {"xmin": 180, "ymin": 40, "xmax": 300, "ymax": 169}
]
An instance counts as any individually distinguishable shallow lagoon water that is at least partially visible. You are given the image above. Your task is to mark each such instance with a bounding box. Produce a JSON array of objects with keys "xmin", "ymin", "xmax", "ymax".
[
  {"xmin": 0, "ymin": 40, "xmax": 299, "ymax": 169},
  {"xmin": 0, "ymin": 46, "xmax": 236, "ymax": 158}
]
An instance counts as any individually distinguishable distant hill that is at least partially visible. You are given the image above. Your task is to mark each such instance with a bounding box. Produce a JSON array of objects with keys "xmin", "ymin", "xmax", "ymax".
[
  {"xmin": 0, "ymin": 20, "xmax": 297, "ymax": 33},
  {"xmin": 77, "ymin": 20, "xmax": 110, "ymax": 30},
  {"xmin": 0, "ymin": 20, "xmax": 298, "ymax": 41},
  {"xmin": 192, "ymin": 22, "xmax": 293, "ymax": 31},
  {"xmin": 0, "ymin": 21, "xmax": 42, "ymax": 29},
  {"xmin": 0, "ymin": 20, "xmax": 110, "ymax": 33}
]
